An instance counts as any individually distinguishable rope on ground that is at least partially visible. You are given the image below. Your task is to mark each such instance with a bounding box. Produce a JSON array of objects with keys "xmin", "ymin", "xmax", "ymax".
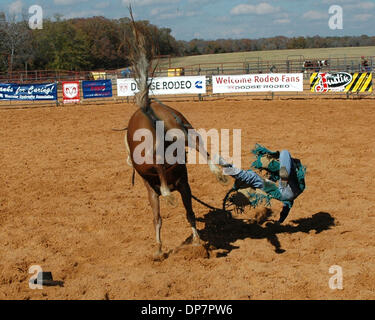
[{"xmin": 191, "ymin": 194, "xmax": 220, "ymax": 211}]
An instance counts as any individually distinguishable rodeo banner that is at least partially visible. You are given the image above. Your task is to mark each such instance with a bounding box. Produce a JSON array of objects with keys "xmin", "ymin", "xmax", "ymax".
[
  {"xmin": 62, "ymin": 81, "xmax": 80, "ymax": 104},
  {"xmin": 212, "ymin": 74, "xmax": 303, "ymax": 93},
  {"xmin": 82, "ymin": 80, "xmax": 113, "ymax": 99},
  {"xmin": 310, "ymin": 72, "xmax": 373, "ymax": 92},
  {"xmin": 117, "ymin": 76, "xmax": 206, "ymax": 96},
  {"xmin": 0, "ymin": 82, "xmax": 57, "ymax": 100}
]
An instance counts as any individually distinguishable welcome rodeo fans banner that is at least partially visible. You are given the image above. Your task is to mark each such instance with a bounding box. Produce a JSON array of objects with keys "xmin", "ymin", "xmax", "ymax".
[
  {"xmin": 310, "ymin": 72, "xmax": 373, "ymax": 92},
  {"xmin": 117, "ymin": 76, "xmax": 206, "ymax": 96},
  {"xmin": 0, "ymin": 83, "xmax": 57, "ymax": 100},
  {"xmin": 212, "ymin": 74, "xmax": 303, "ymax": 93},
  {"xmin": 62, "ymin": 81, "xmax": 80, "ymax": 104},
  {"xmin": 82, "ymin": 80, "xmax": 113, "ymax": 99}
]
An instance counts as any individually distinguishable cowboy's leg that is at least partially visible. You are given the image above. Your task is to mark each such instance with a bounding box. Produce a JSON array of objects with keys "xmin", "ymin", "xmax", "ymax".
[
  {"xmin": 279, "ymin": 150, "xmax": 292, "ymax": 175},
  {"xmin": 278, "ymin": 149, "xmax": 294, "ymax": 201},
  {"xmin": 216, "ymin": 155, "xmax": 264, "ymax": 189},
  {"xmin": 232, "ymin": 169, "xmax": 264, "ymax": 189},
  {"xmin": 279, "ymin": 150, "xmax": 302, "ymax": 201}
]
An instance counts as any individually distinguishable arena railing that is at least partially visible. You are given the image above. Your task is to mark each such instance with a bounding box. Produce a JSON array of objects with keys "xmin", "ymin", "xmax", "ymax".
[{"xmin": 0, "ymin": 56, "xmax": 373, "ymax": 108}]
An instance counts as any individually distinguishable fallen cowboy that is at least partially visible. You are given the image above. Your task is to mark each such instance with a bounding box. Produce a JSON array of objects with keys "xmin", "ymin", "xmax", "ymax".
[{"xmin": 216, "ymin": 143, "xmax": 307, "ymax": 223}]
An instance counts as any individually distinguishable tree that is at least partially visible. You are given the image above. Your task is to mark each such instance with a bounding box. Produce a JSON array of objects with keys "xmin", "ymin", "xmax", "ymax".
[
  {"xmin": 1, "ymin": 14, "xmax": 31, "ymax": 73},
  {"xmin": 32, "ymin": 19, "xmax": 92, "ymax": 70}
]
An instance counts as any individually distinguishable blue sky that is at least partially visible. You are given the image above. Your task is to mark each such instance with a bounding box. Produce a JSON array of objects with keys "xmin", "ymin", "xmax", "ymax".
[{"xmin": 1, "ymin": 0, "xmax": 375, "ymax": 40}]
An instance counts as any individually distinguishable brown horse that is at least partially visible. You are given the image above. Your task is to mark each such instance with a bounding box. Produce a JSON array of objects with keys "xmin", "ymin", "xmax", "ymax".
[{"xmin": 123, "ymin": 16, "xmax": 227, "ymax": 260}]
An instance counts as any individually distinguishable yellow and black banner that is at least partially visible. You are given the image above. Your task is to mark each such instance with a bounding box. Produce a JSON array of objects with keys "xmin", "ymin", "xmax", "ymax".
[{"xmin": 310, "ymin": 72, "xmax": 372, "ymax": 93}]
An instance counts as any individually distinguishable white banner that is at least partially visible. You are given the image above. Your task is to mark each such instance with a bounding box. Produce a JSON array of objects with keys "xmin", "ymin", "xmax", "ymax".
[
  {"xmin": 212, "ymin": 73, "xmax": 304, "ymax": 93},
  {"xmin": 117, "ymin": 76, "xmax": 206, "ymax": 96}
]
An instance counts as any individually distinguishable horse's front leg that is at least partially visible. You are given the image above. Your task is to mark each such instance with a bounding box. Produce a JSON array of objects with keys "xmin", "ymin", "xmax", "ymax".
[{"xmin": 186, "ymin": 129, "xmax": 229, "ymax": 185}]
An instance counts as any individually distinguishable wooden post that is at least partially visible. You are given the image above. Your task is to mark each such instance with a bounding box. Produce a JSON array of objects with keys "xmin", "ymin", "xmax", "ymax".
[{"xmin": 56, "ymin": 81, "xmax": 59, "ymax": 107}]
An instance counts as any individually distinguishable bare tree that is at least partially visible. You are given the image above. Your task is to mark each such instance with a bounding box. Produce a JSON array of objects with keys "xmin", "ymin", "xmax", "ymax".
[{"xmin": 1, "ymin": 13, "xmax": 31, "ymax": 74}]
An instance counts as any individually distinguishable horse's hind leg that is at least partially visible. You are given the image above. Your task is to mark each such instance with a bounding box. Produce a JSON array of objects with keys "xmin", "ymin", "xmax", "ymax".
[
  {"xmin": 187, "ymin": 130, "xmax": 228, "ymax": 185},
  {"xmin": 144, "ymin": 180, "xmax": 163, "ymax": 259},
  {"xmin": 155, "ymin": 165, "xmax": 177, "ymax": 207},
  {"xmin": 177, "ymin": 177, "xmax": 200, "ymax": 245}
]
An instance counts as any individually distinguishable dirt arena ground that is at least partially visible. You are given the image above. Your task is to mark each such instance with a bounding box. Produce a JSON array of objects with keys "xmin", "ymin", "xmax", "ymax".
[{"xmin": 0, "ymin": 98, "xmax": 374, "ymax": 300}]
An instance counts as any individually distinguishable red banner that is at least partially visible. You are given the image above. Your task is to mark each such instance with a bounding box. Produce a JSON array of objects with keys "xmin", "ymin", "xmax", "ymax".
[{"xmin": 62, "ymin": 81, "xmax": 80, "ymax": 104}]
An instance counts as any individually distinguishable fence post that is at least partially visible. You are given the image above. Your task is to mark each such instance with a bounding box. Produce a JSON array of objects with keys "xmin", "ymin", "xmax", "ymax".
[{"xmin": 55, "ymin": 81, "xmax": 58, "ymax": 107}]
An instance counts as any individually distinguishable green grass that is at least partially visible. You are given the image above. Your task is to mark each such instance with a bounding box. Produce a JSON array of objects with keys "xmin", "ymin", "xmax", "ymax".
[{"xmin": 158, "ymin": 46, "xmax": 375, "ymax": 69}]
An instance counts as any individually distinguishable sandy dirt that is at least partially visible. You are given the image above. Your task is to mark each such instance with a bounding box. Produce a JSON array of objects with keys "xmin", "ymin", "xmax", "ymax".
[{"xmin": 0, "ymin": 98, "xmax": 374, "ymax": 300}]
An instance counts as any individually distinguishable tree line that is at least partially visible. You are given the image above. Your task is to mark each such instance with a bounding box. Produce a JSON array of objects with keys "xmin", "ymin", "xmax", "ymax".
[
  {"xmin": 0, "ymin": 15, "xmax": 180, "ymax": 73},
  {"xmin": 180, "ymin": 35, "xmax": 375, "ymax": 55},
  {"xmin": 0, "ymin": 14, "xmax": 374, "ymax": 73}
]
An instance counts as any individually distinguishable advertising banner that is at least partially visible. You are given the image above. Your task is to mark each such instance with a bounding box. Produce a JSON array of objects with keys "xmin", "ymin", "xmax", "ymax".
[
  {"xmin": 117, "ymin": 76, "xmax": 206, "ymax": 96},
  {"xmin": 0, "ymin": 82, "xmax": 57, "ymax": 100},
  {"xmin": 212, "ymin": 74, "xmax": 303, "ymax": 93},
  {"xmin": 310, "ymin": 72, "xmax": 372, "ymax": 92},
  {"xmin": 62, "ymin": 81, "xmax": 80, "ymax": 104},
  {"xmin": 82, "ymin": 80, "xmax": 113, "ymax": 99}
]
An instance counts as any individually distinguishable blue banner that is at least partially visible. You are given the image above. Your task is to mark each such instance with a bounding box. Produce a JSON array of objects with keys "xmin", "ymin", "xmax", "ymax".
[
  {"xmin": 82, "ymin": 80, "xmax": 113, "ymax": 99},
  {"xmin": 0, "ymin": 83, "xmax": 57, "ymax": 100}
]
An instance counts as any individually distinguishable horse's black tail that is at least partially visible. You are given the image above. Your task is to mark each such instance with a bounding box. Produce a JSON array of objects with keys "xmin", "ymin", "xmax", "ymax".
[{"xmin": 132, "ymin": 168, "xmax": 135, "ymax": 186}]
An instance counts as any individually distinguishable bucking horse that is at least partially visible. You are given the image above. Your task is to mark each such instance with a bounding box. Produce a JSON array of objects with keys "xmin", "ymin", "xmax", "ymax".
[{"xmin": 122, "ymin": 11, "xmax": 227, "ymax": 260}]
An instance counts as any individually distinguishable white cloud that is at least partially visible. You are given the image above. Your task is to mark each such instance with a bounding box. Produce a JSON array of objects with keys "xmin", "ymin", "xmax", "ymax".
[
  {"xmin": 274, "ymin": 19, "xmax": 291, "ymax": 24},
  {"xmin": 212, "ymin": 27, "xmax": 247, "ymax": 39},
  {"xmin": 345, "ymin": 2, "xmax": 375, "ymax": 10},
  {"xmin": 159, "ymin": 12, "xmax": 183, "ymax": 19},
  {"xmin": 185, "ymin": 11, "xmax": 201, "ymax": 17},
  {"xmin": 302, "ymin": 10, "xmax": 328, "ymax": 20},
  {"xmin": 94, "ymin": 1, "xmax": 110, "ymax": 9},
  {"xmin": 231, "ymin": 2, "xmax": 280, "ymax": 15},
  {"xmin": 188, "ymin": 0, "xmax": 216, "ymax": 4},
  {"xmin": 63, "ymin": 10, "xmax": 102, "ymax": 19},
  {"xmin": 215, "ymin": 16, "xmax": 231, "ymax": 23},
  {"xmin": 354, "ymin": 13, "xmax": 373, "ymax": 21},
  {"xmin": 122, "ymin": 0, "xmax": 179, "ymax": 6},
  {"xmin": 322, "ymin": 0, "xmax": 352, "ymax": 3},
  {"xmin": 151, "ymin": 7, "xmax": 200, "ymax": 20},
  {"xmin": 8, "ymin": 0, "xmax": 23, "ymax": 15},
  {"xmin": 54, "ymin": 0, "xmax": 88, "ymax": 5},
  {"xmin": 322, "ymin": 0, "xmax": 375, "ymax": 9}
]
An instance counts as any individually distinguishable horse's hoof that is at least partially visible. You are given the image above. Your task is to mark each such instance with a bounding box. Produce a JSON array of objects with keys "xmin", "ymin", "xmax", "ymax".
[{"xmin": 153, "ymin": 250, "xmax": 164, "ymax": 261}]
